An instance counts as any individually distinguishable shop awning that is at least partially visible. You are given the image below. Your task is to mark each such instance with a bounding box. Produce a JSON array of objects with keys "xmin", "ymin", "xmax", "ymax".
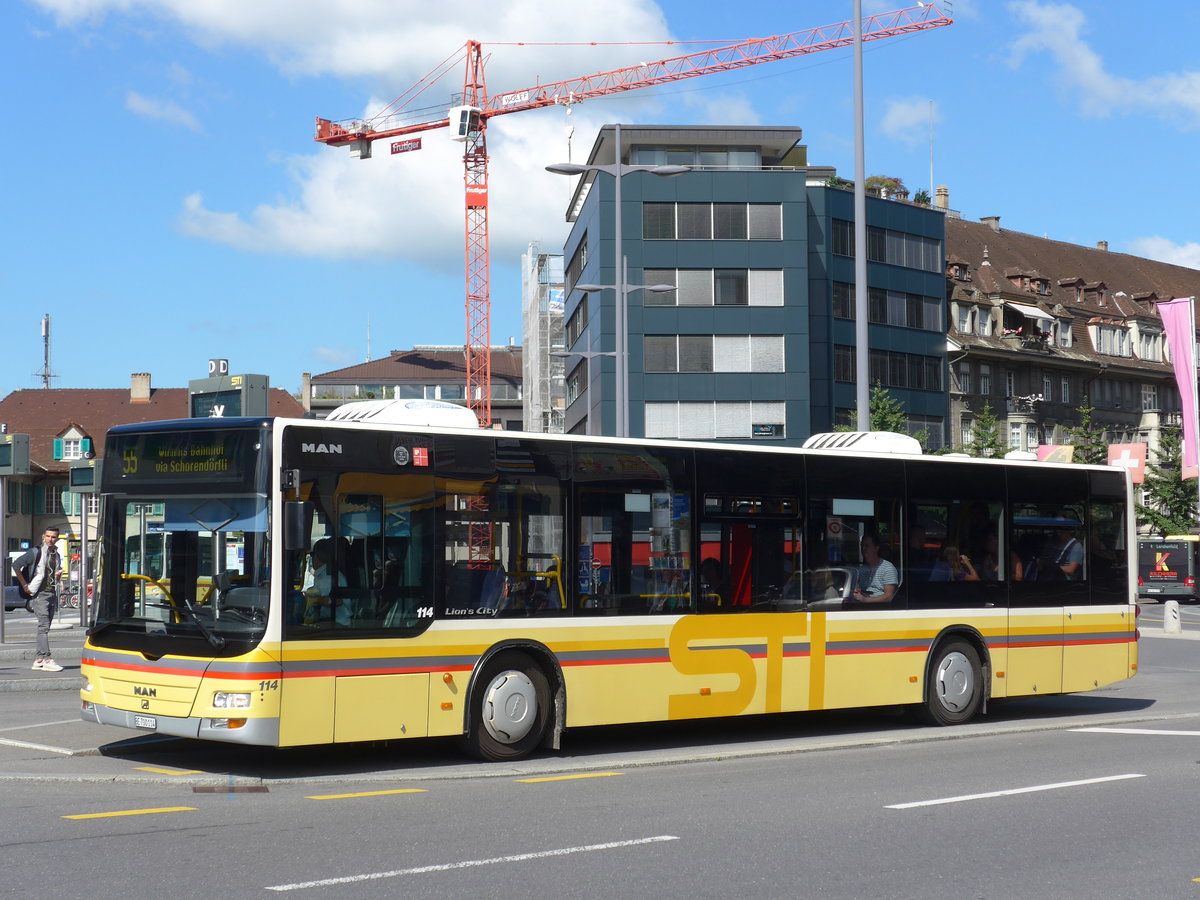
[{"xmin": 1004, "ymin": 301, "xmax": 1055, "ymax": 326}]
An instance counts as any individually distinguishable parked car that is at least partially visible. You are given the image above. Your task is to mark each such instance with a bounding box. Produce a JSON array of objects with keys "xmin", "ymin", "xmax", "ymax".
[{"xmin": 4, "ymin": 583, "xmax": 25, "ymax": 612}]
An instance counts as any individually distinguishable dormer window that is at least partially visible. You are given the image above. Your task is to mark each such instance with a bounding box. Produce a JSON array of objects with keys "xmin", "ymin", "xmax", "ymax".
[
  {"xmin": 1093, "ymin": 323, "xmax": 1131, "ymax": 357},
  {"xmin": 1032, "ymin": 278, "xmax": 1051, "ymax": 296},
  {"xmin": 1138, "ymin": 329, "xmax": 1162, "ymax": 362}
]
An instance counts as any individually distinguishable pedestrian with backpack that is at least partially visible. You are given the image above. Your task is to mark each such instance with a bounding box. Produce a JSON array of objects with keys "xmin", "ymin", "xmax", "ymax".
[{"xmin": 12, "ymin": 527, "xmax": 64, "ymax": 672}]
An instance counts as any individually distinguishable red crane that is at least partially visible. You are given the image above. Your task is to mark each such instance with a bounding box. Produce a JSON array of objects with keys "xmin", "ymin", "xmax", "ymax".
[{"xmin": 315, "ymin": 4, "xmax": 952, "ymax": 427}]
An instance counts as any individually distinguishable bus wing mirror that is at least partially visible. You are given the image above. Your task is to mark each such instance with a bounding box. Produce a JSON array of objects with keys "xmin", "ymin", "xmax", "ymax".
[{"xmin": 284, "ymin": 501, "xmax": 314, "ymax": 551}]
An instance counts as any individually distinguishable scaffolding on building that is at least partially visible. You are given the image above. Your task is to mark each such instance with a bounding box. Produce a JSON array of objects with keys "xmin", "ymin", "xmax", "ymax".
[{"xmin": 522, "ymin": 243, "xmax": 566, "ymax": 433}]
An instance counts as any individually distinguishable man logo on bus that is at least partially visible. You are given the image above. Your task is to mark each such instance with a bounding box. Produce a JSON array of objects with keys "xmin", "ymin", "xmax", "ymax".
[{"xmin": 1155, "ymin": 552, "xmax": 1172, "ymax": 573}]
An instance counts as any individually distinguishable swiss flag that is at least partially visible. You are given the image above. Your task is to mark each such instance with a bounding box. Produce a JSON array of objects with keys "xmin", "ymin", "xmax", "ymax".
[{"xmin": 1107, "ymin": 443, "xmax": 1147, "ymax": 484}]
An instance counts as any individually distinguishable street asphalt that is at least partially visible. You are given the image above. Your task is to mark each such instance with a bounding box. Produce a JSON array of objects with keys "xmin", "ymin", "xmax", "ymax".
[{"xmin": 0, "ymin": 609, "xmax": 86, "ymax": 692}]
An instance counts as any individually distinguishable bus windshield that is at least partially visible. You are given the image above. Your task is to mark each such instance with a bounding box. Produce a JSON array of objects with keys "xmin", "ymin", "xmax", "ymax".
[
  {"xmin": 91, "ymin": 423, "xmax": 272, "ymax": 656},
  {"xmin": 93, "ymin": 496, "xmax": 270, "ymax": 651}
]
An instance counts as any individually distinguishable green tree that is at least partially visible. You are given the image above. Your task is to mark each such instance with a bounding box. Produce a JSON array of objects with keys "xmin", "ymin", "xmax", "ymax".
[
  {"xmin": 1064, "ymin": 401, "xmax": 1108, "ymax": 465},
  {"xmin": 831, "ymin": 382, "xmax": 914, "ymax": 437},
  {"xmin": 964, "ymin": 400, "xmax": 1005, "ymax": 458},
  {"xmin": 1137, "ymin": 424, "xmax": 1197, "ymax": 535},
  {"xmin": 869, "ymin": 382, "xmax": 906, "ymax": 433},
  {"xmin": 865, "ymin": 174, "xmax": 907, "ymax": 197}
]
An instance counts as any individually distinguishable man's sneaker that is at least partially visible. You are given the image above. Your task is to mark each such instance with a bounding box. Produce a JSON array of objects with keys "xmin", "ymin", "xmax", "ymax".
[
  {"xmin": 31, "ymin": 659, "xmax": 44, "ymax": 670},
  {"xmin": 38, "ymin": 660, "xmax": 63, "ymax": 672}
]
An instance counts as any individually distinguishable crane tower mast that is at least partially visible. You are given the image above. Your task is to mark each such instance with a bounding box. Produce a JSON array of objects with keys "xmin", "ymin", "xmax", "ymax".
[{"xmin": 315, "ymin": 4, "xmax": 952, "ymax": 426}]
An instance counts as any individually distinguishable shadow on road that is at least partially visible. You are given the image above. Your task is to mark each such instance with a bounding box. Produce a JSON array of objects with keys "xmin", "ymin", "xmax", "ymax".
[{"xmin": 93, "ymin": 691, "xmax": 1159, "ymax": 781}]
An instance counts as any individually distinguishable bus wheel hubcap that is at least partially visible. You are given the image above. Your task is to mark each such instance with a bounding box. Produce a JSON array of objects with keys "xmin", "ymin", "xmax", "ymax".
[
  {"xmin": 482, "ymin": 670, "xmax": 537, "ymax": 743},
  {"xmin": 935, "ymin": 652, "xmax": 973, "ymax": 713}
]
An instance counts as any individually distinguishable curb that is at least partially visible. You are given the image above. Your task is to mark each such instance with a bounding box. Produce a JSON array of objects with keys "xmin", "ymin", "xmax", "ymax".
[{"xmin": 0, "ymin": 677, "xmax": 79, "ymax": 693}]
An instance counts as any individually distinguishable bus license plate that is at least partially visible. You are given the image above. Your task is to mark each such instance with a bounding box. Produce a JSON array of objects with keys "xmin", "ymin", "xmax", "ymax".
[{"xmin": 133, "ymin": 715, "xmax": 157, "ymax": 730}]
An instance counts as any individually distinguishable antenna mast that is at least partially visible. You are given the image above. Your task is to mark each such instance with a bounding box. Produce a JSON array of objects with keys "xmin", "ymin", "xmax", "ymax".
[{"xmin": 35, "ymin": 314, "xmax": 57, "ymax": 389}]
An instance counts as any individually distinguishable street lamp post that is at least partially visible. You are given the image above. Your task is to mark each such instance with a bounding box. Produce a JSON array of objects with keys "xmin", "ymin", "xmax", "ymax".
[{"xmin": 547, "ymin": 123, "xmax": 688, "ymax": 438}]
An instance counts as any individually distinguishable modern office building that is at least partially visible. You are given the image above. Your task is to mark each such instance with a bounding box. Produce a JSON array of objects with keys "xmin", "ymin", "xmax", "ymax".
[{"xmin": 553, "ymin": 124, "xmax": 948, "ymax": 446}]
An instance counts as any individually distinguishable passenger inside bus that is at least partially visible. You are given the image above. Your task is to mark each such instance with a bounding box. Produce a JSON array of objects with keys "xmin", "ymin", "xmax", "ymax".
[
  {"xmin": 851, "ymin": 532, "xmax": 899, "ymax": 604},
  {"xmin": 303, "ymin": 538, "xmax": 351, "ymax": 625}
]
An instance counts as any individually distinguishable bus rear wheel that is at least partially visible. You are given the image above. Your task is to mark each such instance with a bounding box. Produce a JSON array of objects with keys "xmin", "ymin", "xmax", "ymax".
[
  {"xmin": 465, "ymin": 651, "xmax": 551, "ymax": 762},
  {"xmin": 920, "ymin": 640, "xmax": 982, "ymax": 726}
]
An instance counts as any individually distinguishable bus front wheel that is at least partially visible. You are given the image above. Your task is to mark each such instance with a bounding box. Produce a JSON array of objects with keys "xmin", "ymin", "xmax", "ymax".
[
  {"xmin": 920, "ymin": 640, "xmax": 982, "ymax": 726},
  {"xmin": 464, "ymin": 651, "xmax": 551, "ymax": 762}
]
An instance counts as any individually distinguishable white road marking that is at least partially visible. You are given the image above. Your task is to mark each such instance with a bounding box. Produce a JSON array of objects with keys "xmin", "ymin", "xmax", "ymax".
[
  {"xmin": 264, "ymin": 835, "xmax": 680, "ymax": 892},
  {"xmin": 0, "ymin": 719, "xmax": 79, "ymax": 734},
  {"xmin": 0, "ymin": 737, "xmax": 77, "ymax": 755},
  {"xmin": 886, "ymin": 774, "xmax": 1145, "ymax": 809},
  {"xmin": 1073, "ymin": 727, "xmax": 1200, "ymax": 736}
]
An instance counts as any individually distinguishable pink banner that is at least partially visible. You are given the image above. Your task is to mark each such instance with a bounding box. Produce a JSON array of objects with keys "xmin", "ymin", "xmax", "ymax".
[{"xmin": 1158, "ymin": 296, "xmax": 1199, "ymax": 479}]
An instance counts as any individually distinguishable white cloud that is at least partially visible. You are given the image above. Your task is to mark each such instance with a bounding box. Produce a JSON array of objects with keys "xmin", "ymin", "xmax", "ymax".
[
  {"xmin": 31, "ymin": 0, "xmax": 673, "ymax": 85},
  {"xmin": 1008, "ymin": 0, "xmax": 1200, "ymax": 128},
  {"xmin": 1126, "ymin": 236, "xmax": 1200, "ymax": 271},
  {"xmin": 178, "ymin": 108, "xmax": 610, "ymax": 271},
  {"xmin": 880, "ymin": 96, "xmax": 938, "ymax": 147},
  {"xmin": 125, "ymin": 90, "xmax": 201, "ymax": 131}
]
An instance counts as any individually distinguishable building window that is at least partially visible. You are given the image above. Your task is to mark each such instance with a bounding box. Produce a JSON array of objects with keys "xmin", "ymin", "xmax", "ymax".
[
  {"xmin": 1061, "ymin": 376, "xmax": 1071, "ymax": 404},
  {"xmin": 645, "ymin": 335, "xmax": 784, "ymax": 373},
  {"xmin": 1142, "ymin": 384, "xmax": 1159, "ymax": 411},
  {"xmin": 677, "ymin": 203, "xmax": 712, "ymax": 239},
  {"xmin": 643, "ymin": 203, "xmax": 675, "ymax": 239},
  {"xmin": 45, "ymin": 485, "xmax": 64, "ymax": 516},
  {"xmin": 960, "ymin": 418, "xmax": 974, "ymax": 449},
  {"xmin": 564, "ymin": 295, "xmax": 588, "ymax": 348},
  {"xmin": 565, "ymin": 237, "xmax": 587, "ymax": 294},
  {"xmin": 907, "ymin": 415, "xmax": 944, "ymax": 450},
  {"xmin": 956, "ymin": 304, "xmax": 972, "ymax": 333},
  {"xmin": 1042, "ymin": 375, "xmax": 1053, "ymax": 402},
  {"xmin": 1095, "ymin": 324, "xmax": 1132, "ymax": 357},
  {"xmin": 1006, "ymin": 371, "xmax": 1016, "ymax": 397},
  {"xmin": 1009, "ymin": 423, "xmax": 1021, "ymax": 450},
  {"xmin": 565, "ymin": 361, "xmax": 585, "ymax": 405},
  {"xmin": 645, "ymin": 269, "xmax": 782, "ymax": 307},
  {"xmin": 643, "ymin": 202, "xmax": 783, "ymax": 241},
  {"xmin": 834, "ymin": 345, "xmax": 856, "ymax": 382},
  {"xmin": 713, "ymin": 203, "xmax": 747, "ymax": 239},
  {"xmin": 1139, "ymin": 330, "xmax": 1162, "ymax": 362},
  {"xmin": 645, "ymin": 401, "xmax": 785, "ymax": 439},
  {"xmin": 957, "ymin": 363, "xmax": 973, "ymax": 394},
  {"xmin": 837, "ymin": 346, "xmax": 941, "ymax": 391},
  {"xmin": 715, "ymin": 269, "xmax": 748, "ymax": 305},
  {"xmin": 833, "ymin": 282, "xmax": 854, "ymax": 319},
  {"xmin": 976, "ymin": 308, "xmax": 993, "ymax": 336},
  {"xmin": 832, "ymin": 219, "xmax": 854, "ymax": 257},
  {"xmin": 832, "ymin": 220, "xmax": 942, "ymax": 273},
  {"xmin": 979, "ymin": 364, "xmax": 991, "ymax": 396}
]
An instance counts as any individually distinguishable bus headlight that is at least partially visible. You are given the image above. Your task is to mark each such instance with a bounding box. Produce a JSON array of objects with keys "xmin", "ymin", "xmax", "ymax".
[{"xmin": 213, "ymin": 691, "xmax": 251, "ymax": 709}]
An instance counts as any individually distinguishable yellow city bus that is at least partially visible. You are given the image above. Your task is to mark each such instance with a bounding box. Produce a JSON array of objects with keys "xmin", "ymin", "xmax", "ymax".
[{"xmin": 81, "ymin": 409, "xmax": 1138, "ymax": 761}]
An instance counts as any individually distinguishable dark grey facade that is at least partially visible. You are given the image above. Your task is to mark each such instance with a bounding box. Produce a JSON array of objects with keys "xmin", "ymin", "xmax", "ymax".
[{"xmin": 557, "ymin": 124, "xmax": 948, "ymax": 446}]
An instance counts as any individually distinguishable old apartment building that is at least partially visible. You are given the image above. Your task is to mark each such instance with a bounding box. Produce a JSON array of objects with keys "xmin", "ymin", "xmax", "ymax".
[{"xmin": 945, "ymin": 213, "xmax": 1200, "ymax": 457}]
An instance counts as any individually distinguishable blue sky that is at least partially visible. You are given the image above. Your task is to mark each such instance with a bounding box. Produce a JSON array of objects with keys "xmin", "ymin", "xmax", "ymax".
[{"xmin": 4, "ymin": 0, "xmax": 1200, "ymax": 398}]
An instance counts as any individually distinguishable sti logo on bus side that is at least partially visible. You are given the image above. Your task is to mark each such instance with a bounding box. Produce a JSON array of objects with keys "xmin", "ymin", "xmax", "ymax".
[{"xmin": 301, "ymin": 443, "xmax": 342, "ymax": 455}]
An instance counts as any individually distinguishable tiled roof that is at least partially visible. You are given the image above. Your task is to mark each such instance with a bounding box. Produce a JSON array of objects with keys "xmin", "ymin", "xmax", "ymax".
[
  {"xmin": 0, "ymin": 386, "xmax": 305, "ymax": 475},
  {"xmin": 946, "ymin": 217, "xmax": 1200, "ymax": 376},
  {"xmin": 949, "ymin": 218, "xmax": 1200, "ymax": 320},
  {"xmin": 311, "ymin": 346, "xmax": 523, "ymax": 384}
]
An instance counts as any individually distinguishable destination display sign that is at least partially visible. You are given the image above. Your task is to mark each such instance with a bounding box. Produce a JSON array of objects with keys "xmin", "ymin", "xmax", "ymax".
[{"xmin": 106, "ymin": 429, "xmax": 263, "ymax": 490}]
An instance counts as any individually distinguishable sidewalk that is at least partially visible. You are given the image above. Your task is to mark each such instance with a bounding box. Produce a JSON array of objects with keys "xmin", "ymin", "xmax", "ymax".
[{"xmin": 0, "ymin": 611, "xmax": 87, "ymax": 692}]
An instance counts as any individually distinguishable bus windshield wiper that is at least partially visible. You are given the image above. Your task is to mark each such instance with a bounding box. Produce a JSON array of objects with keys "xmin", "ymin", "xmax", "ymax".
[{"xmin": 150, "ymin": 602, "xmax": 226, "ymax": 649}]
